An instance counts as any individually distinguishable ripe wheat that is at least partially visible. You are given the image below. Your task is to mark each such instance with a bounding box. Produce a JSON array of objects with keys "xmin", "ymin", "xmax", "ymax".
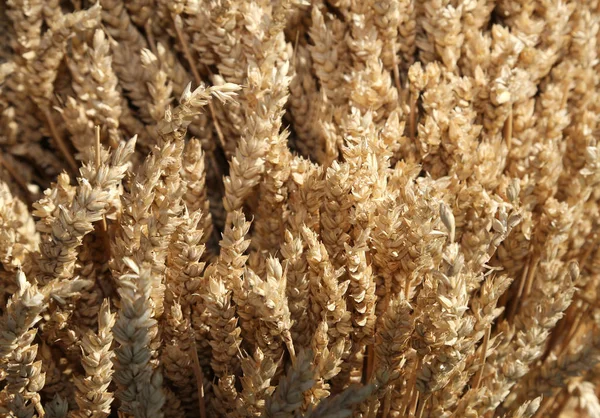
[{"xmin": 1, "ymin": 1, "xmax": 600, "ymax": 417}]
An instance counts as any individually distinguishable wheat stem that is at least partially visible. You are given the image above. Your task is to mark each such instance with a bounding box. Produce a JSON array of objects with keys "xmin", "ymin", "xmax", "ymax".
[{"xmin": 44, "ymin": 109, "xmax": 78, "ymax": 174}]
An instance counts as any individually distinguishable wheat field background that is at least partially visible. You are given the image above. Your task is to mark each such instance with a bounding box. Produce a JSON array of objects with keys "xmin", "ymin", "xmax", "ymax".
[{"xmin": 0, "ymin": 0, "xmax": 599, "ymax": 417}]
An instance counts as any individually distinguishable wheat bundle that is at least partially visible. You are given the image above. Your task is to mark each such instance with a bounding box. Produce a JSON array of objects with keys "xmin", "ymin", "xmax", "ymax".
[{"xmin": 1, "ymin": 1, "xmax": 600, "ymax": 417}]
